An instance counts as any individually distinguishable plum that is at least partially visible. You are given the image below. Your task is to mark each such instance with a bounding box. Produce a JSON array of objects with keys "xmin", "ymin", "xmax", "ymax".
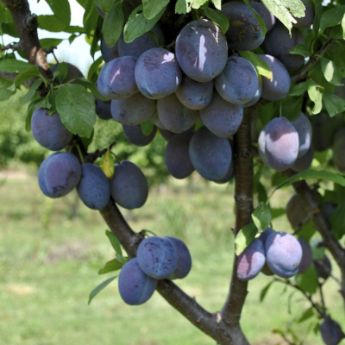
[
  {"xmin": 320, "ymin": 317, "xmax": 345, "ymax": 345},
  {"xmin": 166, "ymin": 237, "xmax": 192, "ymax": 279},
  {"xmin": 123, "ymin": 124, "xmax": 157, "ymax": 146}
]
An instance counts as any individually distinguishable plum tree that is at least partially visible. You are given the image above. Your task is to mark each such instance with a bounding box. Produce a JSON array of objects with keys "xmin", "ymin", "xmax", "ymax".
[
  {"xmin": 31, "ymin": 108, "xmax": 72, "ymax": 150},
  {"xmin": 134, "ymin": 48, "xmax": 181, "ymax": 99},
  {"xmin": 264, "ymin": 229, "xmax": 303, "ymax": 278},
  {"xmin": 215, "ymin": 56, "xmax": 260, "ymax": 105},
  {"xmin": 175, "ymin": 19, "xmax": 228, "ymax": 82},
  {"xmin": 259, "ymin": 55, "xmax": 291, "ymax": 100},
  {"xmin": 137, "ymin": 236, "xmax": 178, "ymax": 279},
  {"xmin": 236, "ymin": 238, "xmax": 266, "ymax": 281},
  {"xmin": 38, "ymin": 152, "xmax": 81, "ymax": 198},
  {"xmin": 263, "ymin": 23, "xmax": 305, "ymax": 73},
  {"xmin": 118, "ymin": 258, "xmax": 157, "ymax": 305},
  {"xmin": 176, "ymin": 77, "xmax": 213, "ymax": 110},
  {"xmin": 123, "ymin": 124, "xmax": 157, "ymax": 146},
  {"xmin": 157, "ymin": 94, "xmax": 197, "ymax": 133},
  {"xmin": 97, "ymin": 56, "xmax": 137, "ymax": 99},
  {"xmin": 189, "ymin": 127, "xmax": 233, "ymax": 181},
  {"xmin": 77, "ymin": 163, "xmax": 110, "ymax": 210},
  {"xmin": 111, "ymin": 93, "xmax": 155, "ymax": 125},
  {"xmin": 258, "ymin": 117, "xmax": 299, "ymax": 171},
  {"xmin": 110, "ymin": 160, "xmax": 148, "ymax": 209},
  {"xmin": 200, "ymin": 93, "xmax": 244, "ymax": 138},
  {"xmin": 222, "ymin": 1, "xmax": 265, "ymax": 50},
  {"xmin": 165, "ymin": 132, "xmax": 194, "ymax": 179}
]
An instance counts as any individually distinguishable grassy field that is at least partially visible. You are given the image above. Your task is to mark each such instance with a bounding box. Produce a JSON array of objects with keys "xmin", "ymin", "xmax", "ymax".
[{"xmin": 0, "ymin": 169, "xmax": 344, "ymax": 345}]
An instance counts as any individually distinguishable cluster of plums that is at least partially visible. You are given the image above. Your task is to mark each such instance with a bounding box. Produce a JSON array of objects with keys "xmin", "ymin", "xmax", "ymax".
[
  {"xmin": 236, "ymin": 228, "xmax": 306, "ymax": 280},
  {"xmin": 118, "ymin": 236, "xmax": 192, "ymax": 305},
  {"xmin": 96, "ymin": 0, "xmax": 315, "ymax": 182},
  {"xmin": 32, "ymin": 108, "xmax": 148, "ymax": 210}
]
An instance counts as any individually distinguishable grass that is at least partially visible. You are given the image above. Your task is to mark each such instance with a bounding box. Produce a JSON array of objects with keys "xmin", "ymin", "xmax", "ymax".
[{"xmin": 0, "ymin": 169, "xmax": 344, "ymax": 345}]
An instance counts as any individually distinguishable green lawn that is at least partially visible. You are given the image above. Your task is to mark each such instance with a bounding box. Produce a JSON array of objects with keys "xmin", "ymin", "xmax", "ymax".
[{"xmin": 0, "ymin": 170, "xmax": 343, "ymax": 345}]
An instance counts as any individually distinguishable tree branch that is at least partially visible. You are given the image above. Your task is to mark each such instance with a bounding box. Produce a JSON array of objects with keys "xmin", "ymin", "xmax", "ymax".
[
  {"xmin": 292, "ymin": 180, "xmax": 345, "ymax": 300},
  {"xmin": 1, "ymin": 0, "xmax": 51, "ymax": 78},
  {"xmin": 221, "ymin": 111, "xmax": 253, "ymax": 337}
]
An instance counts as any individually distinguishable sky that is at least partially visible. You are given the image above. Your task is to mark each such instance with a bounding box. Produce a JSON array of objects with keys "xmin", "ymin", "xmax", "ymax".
[{"xmin": 25, "ymin": 0, "xmax": 93, "ymax": 75}]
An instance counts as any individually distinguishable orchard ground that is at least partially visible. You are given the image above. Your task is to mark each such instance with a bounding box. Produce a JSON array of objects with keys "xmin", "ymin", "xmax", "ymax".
[{"xmin": 0, "ymin": 169, "xmax": 343, "ymax": 345}]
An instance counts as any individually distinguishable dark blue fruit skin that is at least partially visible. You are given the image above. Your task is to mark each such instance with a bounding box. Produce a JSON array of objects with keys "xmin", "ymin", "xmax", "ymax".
[
  {"xmin": 259, "ymin": 55, "xmax": 291, "ymax": 101},
  {"xmin": 38, "ymin": 152, "xmax": 81, "ymax": 198},
  {"xmin": 95, "ymin": 99, "xmax": 112, "ymax": 120},
  {"xmin": 137, "ymin": 237, "xmax": 178, "ymax": 279},
  {"xmin": 176, "ymin": 77, "xmax": 213, "ymax": 110},
  {"xmin": 111, "ymin": 93, "xmax": 155, "ymax": 126},
  {"xmin": 292, "ymin": 113, "xmax": 312, "ymax": 158},
  {"xmin": 258, "ymin": 117, "xmax": 299, "ymax": 171},
  {"xmin": 77, "ymin": 163, "xmax": 110, "ymax": 210},
  {"xmin": 264, "ymin": 230, "xmax": 303, "ymax": 278},
  {"xmin": 118, "ymin": 258, "xmax": 157, "ymax": 305},
  {"xmin": 110, "ymin": 160, "xmax": 148, "ymax": 209},
  {"xmin": 200, "ymin": 93, "xmax": 244, "ymax": 138},
  {"xmin": 222, "ymin": 2, "xmax": 265, "ymax": 51},
  {"xmin": 236, "ymin": 238, "xmax": 266, "ymax": 281},
  {"xmin": 298, "ymin": 239, "xmax": 313, "ymax": 273},
  {"xmin": 157, "ymin": 94, "xmax": 197, "ymax": 134},
  {"xmin": 100, "ymin": 38, "xmax": 118, "ymax": 62},
  {"xmin": 292, "ymin": 147, "xmax": 313, "ymax": 172},
  {"xmin": 263, "ymin": 23, "xmax": 305, "ymax": 73},
  {"xmin": 251, "ymin": 1, "xmax": 275, "ymax": 32},
  {"xmin": 135, "ymin": 48, "xmax": 182, "ymax": 99},
  {"xmin": 332, "ymin": 128, "xmax": 345, "ymax": 173},
  {"xmin": 212, "ymin": 162, "xmax": 233, "ymax": 184},
  {"xmin": 165, "ymin": 237, "xmax": 192, "ymax": 279},
  {"xmin": 215, "ymin": 56, "xmax": 260, "ymax": 105},
  {"xmin": 175, "ymin": 19, "xmax": 228, "ymax": 82},
  {"xmin": 320, "ymin": 317, "xmax": 345, "ymax": 345},
  {"xmin": 189, "ymin": 127, "xmax": 233, "ymax": 181},
  {"xmin": 123, "ymin": 124, "xmax": 157, "ymax": 146},
  {"xmin": 117, "ymin": 26, "xmax": 164, "ymax": 58},
  {"xmin": 31, "ymin": 108, "xmax": 72, "ymax": 151},
  {"xmin": 165, "ymin": 132, "xmax": 194, "ymax": 179},
  {"xmin": 97, "ymin": 56, "xmax": 137, "ymax": 99}
]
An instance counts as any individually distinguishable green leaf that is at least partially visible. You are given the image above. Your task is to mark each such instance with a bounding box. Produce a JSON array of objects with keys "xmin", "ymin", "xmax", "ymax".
[
  {"xmin": 94, "ymin": 0, "xmax": 113, "ymax": 13},
  {"xmin": 259, "ymin": 280, "xmax": 274, "ymax": 302},
  {"xmin": 143, "ymin": 0, "xmax": 169, "ymax": 20},
  {"xmin": 98, "ymin": 258, "xmax": 126, "ymax": 275},
  {"xmin": 14, "ymin": 66, "xmax": 40, "ymax": 87},
  {"xmin": 275, "ymin": 169, "xmax": 345, "ymax": 191},
  {"xmin": 201, "ymin": 7, "xmax": 229, "ymax": 33},
  {"xmin": 55, "ymin": 84, "xmax": 96, "ymax": 138},
  {"xmin": 124, "ymin": 5, "xmax": 164, "ymax": 43},
  {"xmin": 252, "ymin": 203, "xmax": 271, "ymax": 231},
  {"xmin": 330, "ymin": 201, "xmax": 345, "ymax": 240},
  {"xmin": 308, "ymin": 84, "xmax": 323, "ymax": 114},
  {"xmin": 102, "ymin": 0, "xmax": 124, "ymax": 47},
  {"xmin": 192, "ymin": 0, "xmax": 209, "ymax": 10},
  {"xmin": 240, "ymin": 51, "xmax": 272, "ymax": 79},
  {"xmin": 140, "ymin": 120, "xmax": 155, "ymax": 136},
  {"xmin": 175, "ymin": 0, "xmax": 193, "ymax": 14},
  {"xmin": 290, "ymin": 81, "xmax": 310, "ymax": 96},
  {"xmin": 88, "ymin": 276, "xmax": 116, "ymax": 305},
  {"xmin": 321, "ymin": 58, "xmax": 336, "ymax": 84},
  {"xmin": 297, "ymin": 307, "xmax": 315, "ymax": 323},
  {"xmin": 0, "ymin": 59, "xmax": 32, "ymax": 73},
  {"xmin": 324, "ymin": 93, "xmax": 345, "ymax": 117},
  {"xmin": 105, "ymin": 230, "xmax": 123, "ymax": 256},
  {"xmin": 320, "ymin": 5, "xmax": 345, "ymax": 33},
  {"xmin": 40, "ymin": 38, "xmax": 63, "ymax": 50},
  {"xmin": 46, "ymin": 0, "xmax": 71, "ymax": 28},
  {"xmin": 100, "ymin": 150, "xmax": 115, "ymax": 178},
  {"xmin": 295, "ymin": 266, "xmax": 318, "ymax": 294},
  {"xmin": 211, "ymin": 0, "xmax": 221, "ymax": 10},
  {"xmin": 235, "ymin": 223, "xmax": 258, "ymax": 255}
]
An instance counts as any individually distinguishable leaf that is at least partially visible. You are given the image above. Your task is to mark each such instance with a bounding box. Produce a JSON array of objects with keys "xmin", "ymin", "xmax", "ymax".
[
  {"xmin": 275, "ymin": 169, "xmax": 345, "ymax": 191},
  {"xmin": 45, "ymin": 0, "xmax": 71, "ymax": 28},
  {"xmin": 124, "ymin": 5, "xmax": 164, "ymax": 43},
  {"xmin": 330, "ymin": 201, "xmax": 345, "ymax": 240},
  {"xmin": 252, "ymin": 203, "xmax": 271, "ymax": 231},
  {"xmin": 88, "ymin": 276, "xmax": 116, "ymax": 305},
  {"xmin": 297, "ymin": 307, "xmax": 315, "ymax": 323},
  {"xmin": 320, "ymin": 6, "xmax": 345, "ymax": 33},
  {"xmin": 55, "ymin": 84, "xmax": 96, "ymax": 138},
  {"xmin": 98, "ymin": 258, "xmax": 126, "ymax": 275},
  {"xmin": 192, "ymin": 0, "xmax": 209, "ymax": 10},
  {"xmin": 324, "ymin": 93, "xmax": 345, "ymax": 117},
  {"xmin": 142, "ymin": 0, "xmax": 169, "ymax": 20},
  {"xmin": 240, "ymin": 51, "xmax": 272, "ymax": 79},
  {"xmin": 201, "ymin": 7, "xmax": 229, "ymax": 33},
  {"xmin": 259, "ymin": 281, "xmax": 274, "ymax": 302},
  {"xmin": 102, "ymin": 0, "xmax": 124, "ymax": 47},
  {"xmin": 295, "ymin": 266, "xmax": 318, "ymax": 294},
  {"xmin": 0, "ymin": 59, "xmax": 32, "ymax": 73},
  {"xmin": 308, "ymin": 84, "xmax": 323, "ymax": 114},
  {"xmin": 100, "ymin": 150, "xmax": 115, "ymax": 178},
  {"xmin": 140, "ymin": 120, "xmax": 155, "ymax": 136},
  {"xmin": 105, "ymin": 230, "xmax": 123, "ymax": 256},
  {"xmin": 211, "ymin": 0, "xmax": 221, "ymax": 10},
  {"xmin": 175, "ymin": 0, "xmax": 193, "ymax": 14},
  {"xmin": 235, "ymin": 223, "xmax": 258, "ymax": 255},
  {"xmin": 321, "ymin": 58, "xmax": 335, "ymax": 84}
]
